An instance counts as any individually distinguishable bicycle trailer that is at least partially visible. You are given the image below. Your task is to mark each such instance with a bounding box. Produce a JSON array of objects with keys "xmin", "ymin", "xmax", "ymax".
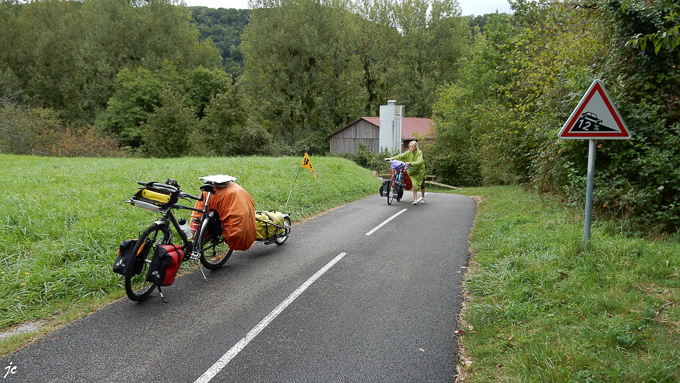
[{"xmin": 255, "ymin": 211, "xmax": 286, "ymax": 240}]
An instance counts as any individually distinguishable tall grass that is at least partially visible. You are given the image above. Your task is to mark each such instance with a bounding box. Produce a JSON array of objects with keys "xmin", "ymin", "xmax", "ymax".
[
  {"xmin": 0, "ymin": 154, "xmax": 381, "ymax": 335},
  {"xmin": 455, "ymin": 186, "xmax": 680, "ymax": 382}
]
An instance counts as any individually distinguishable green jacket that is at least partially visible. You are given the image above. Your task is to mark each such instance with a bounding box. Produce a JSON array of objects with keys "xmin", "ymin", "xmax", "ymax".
[{"xmin": 391, "ymin": 149, "xmax": 425, "ymax": 189}]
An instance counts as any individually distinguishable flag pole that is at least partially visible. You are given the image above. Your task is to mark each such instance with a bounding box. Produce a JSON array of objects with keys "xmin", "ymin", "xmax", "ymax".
[{"xmin": 284, "ymin": 166, "xmax": 302, "ymax": 211}]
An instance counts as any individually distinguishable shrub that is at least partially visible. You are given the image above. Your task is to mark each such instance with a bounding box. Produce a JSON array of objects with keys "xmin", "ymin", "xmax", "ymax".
[
  {"xmin": 39, "ymin": 124, "xmax": 123, "ymax": 158},
  {"xmin": 141, "ymin": 89, "xmax": 197, "ymax": 158},
  {"xmin": 0, "ymin": 99, "xmax": 61, "ymax": 155},
  {"xmin": 354, "ymin": 142, "xmax": 392, "ymax": 173}
]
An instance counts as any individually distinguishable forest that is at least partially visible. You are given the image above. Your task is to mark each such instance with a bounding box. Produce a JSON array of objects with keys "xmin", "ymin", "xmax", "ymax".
[{"xmin": 0, "ymin": 0, "xmax": 678, "ymax": 233}]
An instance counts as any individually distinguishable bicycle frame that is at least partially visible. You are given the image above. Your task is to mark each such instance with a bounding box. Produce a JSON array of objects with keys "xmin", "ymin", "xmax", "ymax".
[{"xmin": 154, "ymin": 205, "xmax": 199, "ymax": 258}]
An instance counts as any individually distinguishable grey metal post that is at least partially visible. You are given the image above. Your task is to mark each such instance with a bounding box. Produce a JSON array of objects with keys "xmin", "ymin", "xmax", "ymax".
[{"xmin": 584, "ymin": 139, "xmax": 596, "ymax": 247}]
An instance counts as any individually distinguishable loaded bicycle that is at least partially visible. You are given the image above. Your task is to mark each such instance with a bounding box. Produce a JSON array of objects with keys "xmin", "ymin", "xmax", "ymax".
[
  {"xmin": 384, "ymin": 160, "xmax": 410, "ymax": 205},
  {"xmin": 114, "ymin": 176, "xmax": 291, "ymax": 303}
]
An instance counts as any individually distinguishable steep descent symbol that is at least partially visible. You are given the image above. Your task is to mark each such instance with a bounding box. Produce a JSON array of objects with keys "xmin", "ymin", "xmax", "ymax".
[
  {"xmin": 571, "ymin": 112, "xmax": 616, "ymax": 132},
  {"xmin": 559, "ymin": 80, "xmax": 630, "ymax": 139}
]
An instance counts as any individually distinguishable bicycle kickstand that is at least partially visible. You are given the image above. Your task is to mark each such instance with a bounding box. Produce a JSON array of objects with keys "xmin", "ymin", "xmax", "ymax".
[
  {"xmin": 198, "ymin": 263, "xmax": 207, "ymax": 281},
  {"xmin": 158, "ymin": 286, "xmax": 168, "ymax": 303}
]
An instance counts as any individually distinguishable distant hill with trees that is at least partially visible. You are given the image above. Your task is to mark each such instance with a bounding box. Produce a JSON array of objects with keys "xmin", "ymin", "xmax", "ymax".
[{"xmin": 189, "ymin": 7, "xmax": 251, "ymax": 80}]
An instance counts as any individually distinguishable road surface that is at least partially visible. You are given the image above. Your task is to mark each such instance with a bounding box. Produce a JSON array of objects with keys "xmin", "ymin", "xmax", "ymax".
[{"xmin": 1, "ymin": 192, "xmax": 476, "ymax": 382}]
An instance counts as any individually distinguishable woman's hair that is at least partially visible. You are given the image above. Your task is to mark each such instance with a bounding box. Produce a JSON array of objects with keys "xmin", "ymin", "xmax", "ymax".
[{"xmin": 409, "ymin": 140, "xmax": 418, "ymax": 149}]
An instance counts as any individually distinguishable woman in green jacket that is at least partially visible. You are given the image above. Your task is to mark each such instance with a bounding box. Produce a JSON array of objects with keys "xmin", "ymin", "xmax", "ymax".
[{"xmin": 385, "ymin": 140, "xmax": 426, "ymax": 205}]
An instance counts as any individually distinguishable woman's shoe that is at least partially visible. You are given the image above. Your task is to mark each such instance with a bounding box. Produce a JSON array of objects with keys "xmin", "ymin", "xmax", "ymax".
[
  {"xmin": 420, "ymin": 198, "xmax": 426, "ymax": 204},
  {"xmin": 412, "ymin": 200, "xmax": 418, "ymax": 205}
]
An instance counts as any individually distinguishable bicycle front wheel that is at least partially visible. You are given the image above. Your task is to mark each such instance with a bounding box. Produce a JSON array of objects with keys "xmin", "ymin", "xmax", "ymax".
[
  {"xmin": 387, "ymin": 177, "xmax": 395, "ymax": 205},
  {"xmin": 197, "ymin": 217, "xmax": 233, "ymax": 270},
  {"xmin": 125, "ymin": 224, "xmax": 171, "ymax": 301}
]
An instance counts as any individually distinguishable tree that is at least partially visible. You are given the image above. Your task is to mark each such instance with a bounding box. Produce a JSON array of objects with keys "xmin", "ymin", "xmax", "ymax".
[
  {"xmin": 189, "ymin": 7, "xmax": 251, "ymax": 80},
  {"xmin": 142, "ymin": 88, "xmax": 197, "ymax": 158},
  {"xmin": 194, "ymin": 84, "xmax": 248, "ymax": 156},
  {"xmin": 431, "ymin": 0, "xmax": 680, "ymax": 231},
  {"xmin": 352, "ymin": 0, "xmax": 401, "ymax": 115},
  {"xmin": 6, "ymin": 0, "xmax": 85, "ymax": 121},
  {"xmin": 242, "ymin": 0, "xmax": 365, "ymax": 154},
  {"xmin": 184, "ymin": 66, "xmax": 232, "ymax": 119},
  {"xmin": 0, "ymin": 98, "xmax": 61, "ymax": 155},
  {"xmin": 95, "ymin": 63, "xmax": 183, "ymax": 147},
  {"xmin": 0, "ymin": 0, "xmax": 222, "ymax": 124},
  {"xmin": 390, "ymin": 0, "xmax": 469, "ymax": 117}
]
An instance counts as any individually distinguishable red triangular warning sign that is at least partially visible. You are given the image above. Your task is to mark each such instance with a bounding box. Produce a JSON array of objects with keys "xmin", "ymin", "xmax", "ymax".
[{"xmin": 559, "ymin": 80, "xmax": 630, "ymax": 139}]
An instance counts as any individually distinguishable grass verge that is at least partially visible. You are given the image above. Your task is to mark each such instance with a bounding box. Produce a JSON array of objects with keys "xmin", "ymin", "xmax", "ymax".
[
  {"xmin": 454, "ymin": 186, "xmax": 679, "ymax": 382},
  {"xmin": 0, "ymin": 154, "xmax": 381, "ymax": 355}
]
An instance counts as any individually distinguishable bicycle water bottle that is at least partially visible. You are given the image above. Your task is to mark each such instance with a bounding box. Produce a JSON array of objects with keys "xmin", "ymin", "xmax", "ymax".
[{"xmin": 178, "ymin": 217, "xmax": 193, "ymax": 240}]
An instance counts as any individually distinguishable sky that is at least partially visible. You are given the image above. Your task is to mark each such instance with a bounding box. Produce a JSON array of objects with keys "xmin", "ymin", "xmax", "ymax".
[{"xmin": 182, "ymin": 0, "xmax": 512, "ymax": 16}]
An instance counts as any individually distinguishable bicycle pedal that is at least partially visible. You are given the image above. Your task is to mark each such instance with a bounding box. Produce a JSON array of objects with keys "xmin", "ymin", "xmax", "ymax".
[{"xmin": 190, "ymin": 251, "xmax": 201, "ymax": 260}]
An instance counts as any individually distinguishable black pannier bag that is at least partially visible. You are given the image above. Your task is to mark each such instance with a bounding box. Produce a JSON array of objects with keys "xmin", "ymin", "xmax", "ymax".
[
  {"xmin": 392, "ymin": 180, "xmax": 403, "ymax": 200},
  {"xmin": 146, "ymin": 244, "xmax": 184, "ymax": 286},
  {"xmin": 379, "ymin": 179, "xmax": 390, "ymax": 196},
  {"xmin": 113, "ymin": 239, "xmax": 151, "ymax": 276}
]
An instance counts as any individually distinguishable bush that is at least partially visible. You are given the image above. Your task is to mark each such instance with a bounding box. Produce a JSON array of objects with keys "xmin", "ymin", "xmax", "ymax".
[
  {"xmin": 354, "ymin": 142, "xmax": 392, "ymax": 173},
  {"xmin": 193, "ymin": 87, "xmax": 248, "ymax": 156},
  {"xmin": 235, "ymin": 124, "xmax": 275, "ymax": 156},
  {"xmin": 141, "ymin": 89, "xmax": 197, "ymax": 158},
  {"xmin": 0, "ymin": 99, "xmax": 61, "ymax": 155},
  {"xmin": 39, "ymin": 124, "xmax": 123, "ymax": 158}
]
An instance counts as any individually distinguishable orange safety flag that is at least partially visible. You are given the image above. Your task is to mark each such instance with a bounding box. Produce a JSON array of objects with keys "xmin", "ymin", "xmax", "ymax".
[{"xmin": 301, "ymin": 152, "xmax": 317, "ymax": 179}]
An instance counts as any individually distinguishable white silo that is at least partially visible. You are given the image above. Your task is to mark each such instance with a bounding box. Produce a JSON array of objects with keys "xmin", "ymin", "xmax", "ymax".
[{"xmin": 379, "ymin": 100, "xmax": 404, "ymax": 154}]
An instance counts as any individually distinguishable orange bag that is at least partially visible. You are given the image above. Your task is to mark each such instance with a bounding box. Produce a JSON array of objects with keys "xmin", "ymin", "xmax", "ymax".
[
  {"xmin": 390, "ymin": 169, "xmax": 413, "ymax": 191},
  {"xmin": 191, "ymin": 182, "xmax": 256, "ymax": 251}
]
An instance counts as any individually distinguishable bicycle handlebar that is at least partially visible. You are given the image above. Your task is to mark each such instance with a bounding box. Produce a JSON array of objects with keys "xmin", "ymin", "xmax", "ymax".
[
  {"xmin": 181, "ymin": 192, "xmax": 202, "ymax": 201},
  {"xmin": 136, "ymin": 180, "xmax": 204, "ymax": 204}
]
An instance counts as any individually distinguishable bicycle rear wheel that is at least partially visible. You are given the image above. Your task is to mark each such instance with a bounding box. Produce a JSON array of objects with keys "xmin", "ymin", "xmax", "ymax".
[
  {"xmin": 197, "ymin": 216, "xmax": 233, "ymax": 270},
  {"xmin": 125, "ymin": 223, "xmax": 171, "ymax": 301}
]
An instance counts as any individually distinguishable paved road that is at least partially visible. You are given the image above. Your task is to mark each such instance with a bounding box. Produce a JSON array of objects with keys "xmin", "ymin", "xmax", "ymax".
[{"xmin": 0, "ymin": 192, "xmax": 476, "ymax": 382}]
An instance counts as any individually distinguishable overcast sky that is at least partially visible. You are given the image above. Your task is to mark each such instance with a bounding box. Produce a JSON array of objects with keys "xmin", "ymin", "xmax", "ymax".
[{"xmin": 182, "ymin": 0, "xmax": 512, "ymax": 16}]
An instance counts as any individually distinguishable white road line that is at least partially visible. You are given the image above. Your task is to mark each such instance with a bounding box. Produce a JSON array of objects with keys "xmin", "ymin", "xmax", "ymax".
[
  {"xmin": 365, "ymin": 208, "xmax": 408, "ymax": 236},
  {"xmin": 194, "ymin": 252, "xmax": 348, "ymax": 383}
]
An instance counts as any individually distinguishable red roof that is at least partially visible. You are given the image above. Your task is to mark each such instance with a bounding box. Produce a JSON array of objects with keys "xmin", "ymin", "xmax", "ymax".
[{"xmin": 361, "ymin": 117, "xmax": 434, "ymax": 139}]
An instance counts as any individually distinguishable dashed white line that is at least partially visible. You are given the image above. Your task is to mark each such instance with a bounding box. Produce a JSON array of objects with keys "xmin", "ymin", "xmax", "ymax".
[
  {"xmin": 194, "ymin": 252, "xmax": 348, "ymax": 383},
  {"xmin": 365, "ymin": 209, "xmax": 408, "ymax": 236}
]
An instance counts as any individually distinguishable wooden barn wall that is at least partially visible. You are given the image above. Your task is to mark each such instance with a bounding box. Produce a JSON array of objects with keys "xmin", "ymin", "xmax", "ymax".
[{"xmin": 329, "ymin": 120, "xmax": 379, "ymax": 154}]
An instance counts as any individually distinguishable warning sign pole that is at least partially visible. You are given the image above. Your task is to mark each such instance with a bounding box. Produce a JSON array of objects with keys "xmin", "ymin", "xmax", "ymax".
[
  {"xmin": 559, "ymin": 79, "xmax": 631, "ymax": 248},
  {"xmin": 584, "ymin": 140, "xmax": 596, "ymax": 247}
]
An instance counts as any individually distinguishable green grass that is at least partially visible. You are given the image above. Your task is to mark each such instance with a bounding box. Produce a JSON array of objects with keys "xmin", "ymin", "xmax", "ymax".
[
  {"xmin": 0, "ymin": 154, "xmax": 381, "ymax": 354},
  {"xmin": 453, "ymin": 186, "xmax": 680, "ymax": 382}
]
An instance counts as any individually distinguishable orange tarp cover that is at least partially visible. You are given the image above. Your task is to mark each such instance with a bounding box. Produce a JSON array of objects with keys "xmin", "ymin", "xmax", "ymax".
[{"xmin": 191, "ymin": 182, "xmax": 256, "ymax": 251}]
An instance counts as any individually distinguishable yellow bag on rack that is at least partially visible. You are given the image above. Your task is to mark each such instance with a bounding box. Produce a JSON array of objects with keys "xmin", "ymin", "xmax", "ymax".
[{"xmin": 255, "ymin": 211, "xmax": 285, "ymax": 240}]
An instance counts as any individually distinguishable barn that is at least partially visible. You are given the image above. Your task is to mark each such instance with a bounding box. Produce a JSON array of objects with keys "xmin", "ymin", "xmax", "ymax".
[{"xmin": 326, "ymin": 116, "xmax": 434, "ymax": 155}]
